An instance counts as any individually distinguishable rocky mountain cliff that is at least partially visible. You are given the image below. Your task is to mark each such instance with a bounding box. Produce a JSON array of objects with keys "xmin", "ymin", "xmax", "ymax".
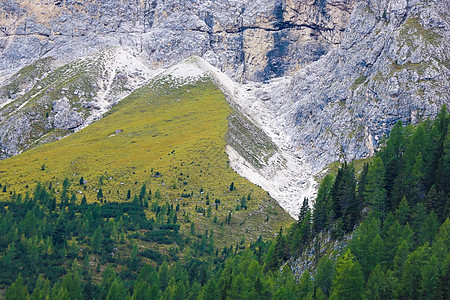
[
  {"xmin": 0, "ymin": 0, "xmax": 449, "ymax": 216},
  {"xmin": 244, "ymin": 0, "xmax": 449, "ymax": 172},
  {"xmin": 1, "ymin": 0, "xmax": 355, "ymax": 81}
]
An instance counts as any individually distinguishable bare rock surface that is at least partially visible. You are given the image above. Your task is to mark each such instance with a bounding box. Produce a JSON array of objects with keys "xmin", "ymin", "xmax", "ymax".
[{"xmin": 0, "ymin": 0, "xmax": 356, "ymax": 81}]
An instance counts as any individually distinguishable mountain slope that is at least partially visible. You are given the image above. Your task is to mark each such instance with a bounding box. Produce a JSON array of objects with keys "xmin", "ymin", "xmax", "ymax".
[{"xmin": 0, "ymin": 72, "xmax": 292, "ymax": 246}]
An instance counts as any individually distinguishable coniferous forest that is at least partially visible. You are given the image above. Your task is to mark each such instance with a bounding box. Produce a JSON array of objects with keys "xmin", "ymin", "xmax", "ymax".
[{"xmin": 0, "ymin": 106, "xmax": 449, "ymax": 299}]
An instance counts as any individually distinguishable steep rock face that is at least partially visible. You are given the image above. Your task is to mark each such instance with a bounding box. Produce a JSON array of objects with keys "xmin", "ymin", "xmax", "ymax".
[
  {"xmin": 236, "ymin": 0, "xmax": 449, "ymax": 174},
  {"xmin": 284, "ymin": 0, "xmax": 450, "ymax": 171},
  {"xmin": 0, "ymin": 0, "xmax": 355, "ymax": 81}
]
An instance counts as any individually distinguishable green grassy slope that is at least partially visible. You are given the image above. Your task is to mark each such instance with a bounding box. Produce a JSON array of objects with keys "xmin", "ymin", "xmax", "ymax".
[{"xmin": 0, "ymin": 76, "xmax": 292, "ymax": 247}]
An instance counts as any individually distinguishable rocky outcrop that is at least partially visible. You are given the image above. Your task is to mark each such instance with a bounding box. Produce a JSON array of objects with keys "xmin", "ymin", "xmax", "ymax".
[
  {"xmin": 51, "ymin": 97, "xmax": 83, "ymax": 130},
  {"xmin": 227, "ymin": 0, "xmax": 449, "ymax": 174}
]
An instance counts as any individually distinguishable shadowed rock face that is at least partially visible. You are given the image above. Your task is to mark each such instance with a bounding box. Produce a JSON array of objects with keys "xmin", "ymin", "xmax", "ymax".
[{"xmin": 0, "ymin": 0, "xmax": 356, "ymax": 81}]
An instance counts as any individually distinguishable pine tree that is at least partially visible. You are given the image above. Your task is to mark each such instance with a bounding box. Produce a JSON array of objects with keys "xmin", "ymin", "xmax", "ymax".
[
  {"xmin": 331, "ymin": 163, "xmax": 357, "ymax": 227},
  {"xmin": 132, "ymin": 280, "xmax": 152, "ymax": 300},
  {"xmin": 411, "ymin": 203, "xmax": 427, "ymax": 240},
  {"xmin": 190, "ymin": 222, "xmax": 195, "ymax": 235},
  {"xmin": 92, "ymin": 226, "xmax": 103, "ymax": 254},
  {"xmin": 106, "ymin": 278, "xmax": 126, "ymax": 300},
  {"xmin": 396, "ymin": 197, "xmax": 410, "ymax": 225},
  {"xmin": 330, "ymin": 249, "xmax": 364, "ymax": 300},
  {"xmin": 364, "ymin": 157, "xmax": 387, "ymax": 219},
  {"xmin": 139, "ymin": 184, "xmax": 147, "ymax": 200},
  {"xmin": 420, "ymin": 254, "xmax": 440, "ymax": 299},
  {"xmin": 70, "ymin": 192, "xmax": 77, "ymax": 205},
  {"xmin": 313, "ymin": 174, "xmax": 334, "ymax": 233},
  {"xmin": 363, "ymin": 264, "xmax": 387, "ymax": 300},
  {"xmin": 63, "ymin": 177, "xmax": 71, "ymax": 188},
  {"xmin": 61, "ymin": 271, "xmax": 83, "ymax": 300},
  {"xmin": 380, "ymin": 121, "xmax": 404, "ymax": 208},
  {"xmin": 228, "ymin": 273, "xmax": 248, "ymax": 299},
  {"xmin": 52, "ymin": 215, "xmax": 66, "ymax": 246},
  {"xmin": 60, "ymin": 186, "xmax": 69, "ymax": 207},
  {"xmin": 349, "ymin": 216, "xmax": 381, "ymax": 276},
  {"xmin": 367, "ymin": 234, "xmax": 388, "ymax": 272},
  {"xmin": 315, "ymin": 255, "xmax": 334, "ymax": 297},
  {"xmin": 198, "ymin": 279, "xmax": 219, "ymax": 300},
  {"xmin": 420, "ymin": 211, "xmax": 439, "ymax": 245},
  {"xmin": 31, "ymin": 276, "xmax": 52, "ymax": 300},
  {"xmin": 426, "ymin": 185, "xmax": 440, "ymax": 213},
  {"xmin": 435, "ymin": 125, "xmax": 450, "ymax": 207},
  {"xmin": 298, "ymin": 271, "xmax": 313, "ymax": 299},
  {"xmin": 97, "ymin": 188, "xmax": 103, "ymax": 201},
  {"xmin": 159, "ymin": 261, "xmax": 169, "ymax": 291},
  {"xmin": 5, "ymin": 276, "xmax": 29, "ymax": 300},
  {"xmin": 399, "ymin": 245, "xmax": 430, "ymax": 299}
]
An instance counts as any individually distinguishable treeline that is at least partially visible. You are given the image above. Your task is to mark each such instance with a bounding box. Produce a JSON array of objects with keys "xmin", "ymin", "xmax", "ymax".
[{"xmin": 1, "ymin": 106, "xmax": 449, "ymax": 299}]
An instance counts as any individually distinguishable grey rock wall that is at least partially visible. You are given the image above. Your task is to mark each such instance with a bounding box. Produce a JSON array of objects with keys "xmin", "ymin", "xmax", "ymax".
[
  {"xmin": 286, "ymin": 0, "xmax": 449, "ymax": 171},
  {"xmin": 0, "ymin": 0, "xmax": 355, "ymax": 81}
]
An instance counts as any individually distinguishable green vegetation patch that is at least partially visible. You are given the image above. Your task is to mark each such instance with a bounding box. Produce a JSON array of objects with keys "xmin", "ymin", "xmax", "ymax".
[
  {"xmin": 226, "ymin": 109, "xmax": 278, "ymax": 169},
  {"xmin": 0, "ymin": 57, "xmax": 55, "ymax": 99},
  {"xmin": 400, "ymin": 17, "xmax": 442, "ymax": 46},
  {"xmin": 351, "ymin": 75, "xmax": 368, "ymax": 90}
]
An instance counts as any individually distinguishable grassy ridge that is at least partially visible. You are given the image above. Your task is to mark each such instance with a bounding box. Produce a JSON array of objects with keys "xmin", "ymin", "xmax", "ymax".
[{"xmin": 0, "ymin": 77, "xmax": 292, "ymax": 246}]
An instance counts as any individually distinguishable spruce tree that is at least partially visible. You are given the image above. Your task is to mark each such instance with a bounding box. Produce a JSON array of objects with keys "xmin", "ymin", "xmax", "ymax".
[
  {"xmin": 363, "ymin": 264, "xmax": 387, "ymax": 300},
  {"xmin": 364, "ymin": 157, "xmax": 387, "ymax": 219},
  {"xmin": 159, "ymin": 261, "xmax": 169, "ymax": 291},
  {"xmin": 139, "ymin": 184, "xmax": 147, "ymax": 200},
  {"xmin": 106, "ymin": 278, "xmax": 126, "ymax": 300},
  {"xmin": 298, "ymin": 197, "xmax": 309, "ymax": 223},
  {"xmin": 313, "ymin": 174, "xmax": 334, "ymax": 233},
  {"xmin": 315, "ymin": 255, "xmax": 334, "ymax": 297},
  {"xmin": 97, "ymin": 188, "xmax": 103, "ymax": 201}
]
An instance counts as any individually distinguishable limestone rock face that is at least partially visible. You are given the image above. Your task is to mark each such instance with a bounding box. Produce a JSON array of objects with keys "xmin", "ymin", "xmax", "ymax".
[
  {"xmin": 284, "ymin": 0, "xmax": 450, "ymax": 171},
  {"xmin": 0, "ymin": 0, "xmax": 355, "ymax": 81}
]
